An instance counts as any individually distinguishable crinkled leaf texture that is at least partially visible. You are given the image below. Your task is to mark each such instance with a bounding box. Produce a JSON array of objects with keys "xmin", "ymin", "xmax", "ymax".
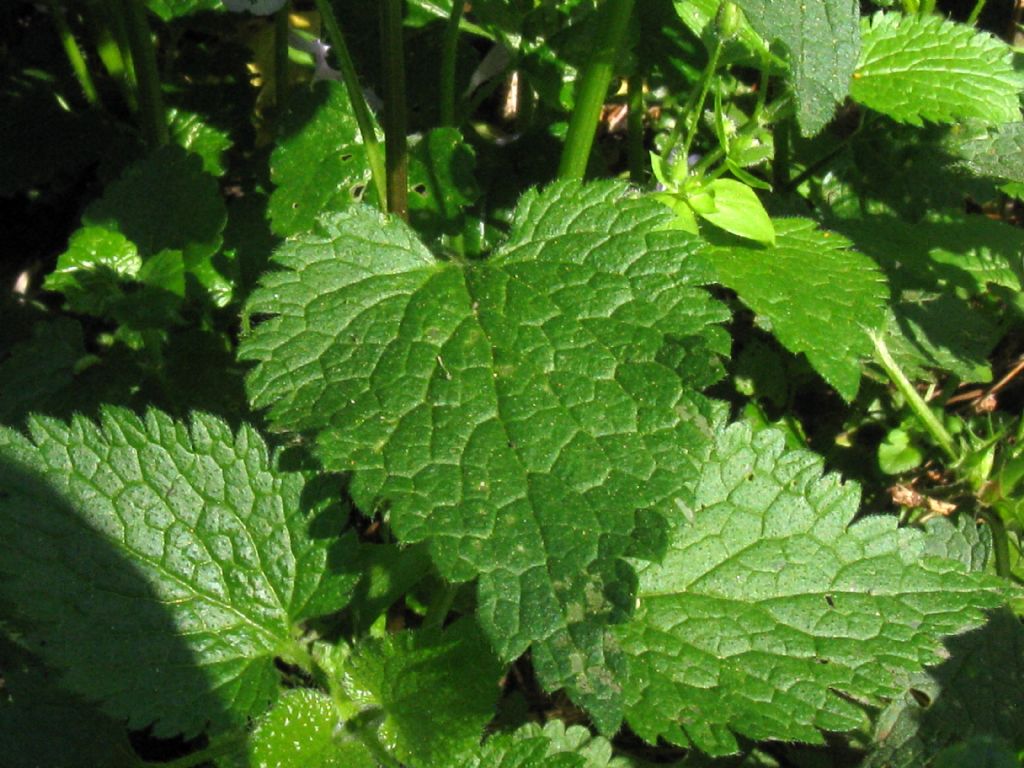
[
  {"xmin": 341, "ymin": 618, "xmax": 504, "ymax": 766},
  {"xmin": 948, "ymin": 121, "xmax": 1024, "ymax": 184},
  {"xmin": 706, "ymin": 218, "xmax": 888, "ymax": 401},
  {"xmin": 0, "ymin": 409, "xmax": 356, "ymax": 738},
  {"xmin": 464, "ymin": 720, "xmax": 635, "ymax": 768},
  {"xmin": 615, "ymin": 423, "xmax": 1008, "ymax": 757},
  {"xmin": 734, "ymin": 0, "xmax": 860, "ymax": 136},
  {"xmin": 852, "ymin": 13, "xmax": 1024, "ymax": 127},
  {"xmin": 241, "ymin": 181, "xmax": 730, "ymax": 730}
]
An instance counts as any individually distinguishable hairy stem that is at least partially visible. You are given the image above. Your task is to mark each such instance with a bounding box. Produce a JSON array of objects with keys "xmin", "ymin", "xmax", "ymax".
[
  {"xmin": 558, "ymin": 0, "xmax": 636, "ymax": 180},
  {"xmin": 440, "ymin": 0, "xmax": 464, "ymax": 126},
  {"xmin": 124, "ymin": 0, "xmax": 168, "ymax": 146},
  {"xmin": 380, "ymin": 0, "xmax": 409, "ymax": 220},
  {"xmin": 47, "ymin": 0, "xmax": 100, "ymax": 106},
  {"xmin": 312, "ymin": 0, "xmax": 387, "ymax": 209},
  {"xmin": 870, "ymin": 330, "xmax": 958, "ymax": 462},
  {"xmin": 678, "ymin": 40, "xmax": 722, "ymax": 162}
]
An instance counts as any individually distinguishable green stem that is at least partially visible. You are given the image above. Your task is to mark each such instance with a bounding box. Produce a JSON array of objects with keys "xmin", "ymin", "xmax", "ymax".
[
  {"xmin": 124, "ymin": 0, "xmax": 168, "ymax": 146},
  {"xmin": 626, "ymin": 73, "xmax": 645, "ymax": 182},
  {"xmin": 91, "ymin": 0, "xmax": 137, "ymax": 112},
  {"xmin": 678, "ymin": 40, "xmax": 722, "ymax": 162},
  {"xmin": 47, "ymin": 0, "xmax": 100, "ymax": 106},
  {"xmin": 440, "ymin": 0, "xmax": 463, "ymax": 126},
  {"xmin": 144, "ymin": 731, "xmax": 247, "ymax": 768},
  {"xmin": 274, "ymin": 3, "xmax": 291, "ymax": 111},
  {"xmin": 557, "ymin": 0, "xmax": 636, "ymax": 180},
  {"xmin": 312, "ymin": 0, "xmax": 387, "ymax": 209},
  {"xmin": 380, "ymin": 0, "xmax": 409, "ymax": 220},
  {"xmin": 870, "ymin": 330, "xmax": 958, "ymax": 462},
  {"xmin": 967, "ymin": 0, "xmax": 986, "ymax": 25},
  {"xmin": 690, "ymin": 91, "xmax": 789, "ymax": 178}
]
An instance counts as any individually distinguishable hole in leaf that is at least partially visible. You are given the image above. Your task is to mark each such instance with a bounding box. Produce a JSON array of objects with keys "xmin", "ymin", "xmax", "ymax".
[
  {"xmin": 351, "ymin": 183, "xmax": 366, "ymax": 200},
  {"xmin": 340, "ymin": 153, "xmax": 353, "ymax": 162},
  {"xmin": 815, "ymin": 657, "xmax": 829, "ymax": 665},
  {"xmin": 825, "ymin": 594, "xmax": 835, "ymax": 608},
  {"xmin": 291, "ymin": 202, "xmax": 299, "ymax": 209},
  {"xmin": 909, "ymin": 689, "xmax": 932, "ymax": 708},
  {"xmin": 412, "ymin": 183, "xmax": 428, "ymax": 196}
]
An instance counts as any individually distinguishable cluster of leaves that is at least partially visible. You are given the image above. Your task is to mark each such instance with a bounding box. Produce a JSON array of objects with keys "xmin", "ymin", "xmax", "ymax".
[{"xmin": 2, "ymin": 0, "xmax": 1024, "ymax": 766}]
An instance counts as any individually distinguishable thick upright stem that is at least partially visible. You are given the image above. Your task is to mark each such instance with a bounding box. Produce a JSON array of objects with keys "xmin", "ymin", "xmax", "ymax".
[
  {"xmin": 47, "ymin": 0, "xmax": 100, "ymax": 106},
  {"xmin": 557, "ymin": 0, "xmax": 635, "ymax": 180},
  {"xmin": 380, "ymin": 0, "xmax": 409, "ymax": 219},
  {"xmin": 312, "ymin": 0, "xmax": 387, "ymax": 209},
  {"xmin": 440, "ymin": 0, "xmax": 463, "ymax": 126},
  {"xmin": 124, "ymin": 0, "xmax": 168, "ymax": 146}
]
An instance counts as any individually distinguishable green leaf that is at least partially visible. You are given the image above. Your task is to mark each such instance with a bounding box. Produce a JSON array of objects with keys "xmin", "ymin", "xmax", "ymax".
[
  {"xmin": 947, "ymin": 121, "xmax": 1024, "ymax": 184},
  {"xmin": 238, "ymin": 689, "xmax": 376, "ymax": 768},
  {"xmin": 932, "ymin": 736, "xmax": 1020, "ymax": 768},
  {"xmin": 866, "ymin": 609, "xmax": 1024, "ymax": 767},
  {"xmin": 0, "ymin": 409, "xmax": 357, "ymax": 737},
  {"xmin": 615, "ymin": 423, "xmax": 1009, "ymax": 756},
  {"xmin": 44, "ymin": 227, "xmax": 184, "ymax": 327},
  {"xmin": 241, "ymin": 181, "xmax": 730, "ymax": 731},
  {"xmin": 878, "ymin": 427, "xmax": 923, "ymax": 475},
  {"xmin": 706, "ymin": 218, "xmax": 888, "ymax": 400},
  {"xmin": 0, "ymin": 638, "xmax": 137, "ymax": 768},
  {"xmin": 82, "ymin": 145, "xmax": 231, "ymax": 305},
  {"xmin": 922, "ymin": 516, "xmax": 991, "ymax": 574},
  {"xmin": 269, "ymin": 81, "xmax": 375, "ymax": 238},
  {"xmin": 696, "ymin": 179, "xmax": 776, "ymax": 245},
  {"xmin": 145, "ymin": 0, "xmax": 221, "ymax": 21},
  {"xmin": 851, "ymin": 13, "xmax": 1024, "ymax": 127},
  {"xmin": 733, "ymin": 0, "xmax": 861, "ymax": 136},
  {"xmin": 463, "ymin": 720, "xmax": 635, "ymax": 768},
  {"xmin": 341, "ymin": 618, "xmax": 504, "ymax": 765},
  {"xmin": 168, "ymin": 107, "xmax": 233, "ymax": 177}
]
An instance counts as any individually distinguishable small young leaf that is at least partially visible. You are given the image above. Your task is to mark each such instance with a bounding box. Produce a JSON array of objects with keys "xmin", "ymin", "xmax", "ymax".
[
  {"xmin": 706, "ymin": 218, "xmax": 888, "ymax": 400},
  {"xmin": 168, "ymin": 107, "xmax": 233, "ymax": 177},
  {"xmin": 615, "ymin": 423, "xmax": 1009, "ymax": 756},
  {"xmin": 697, "ymin": 179, "xmax": 775, "ymax": 245},
  {"xmin": 241, "ymin": 181, "xmax": 730, "ymax": 730},
  {"xmin": 0, "ymin": 409, "xmax": 357, "ymax": 737},
  {"xmin": 462, "ymin": 720, "xmax": 633, "ymax": 768},
  {"xmin": 734, "ymin": 0, "xmax": 861, "ymax": 136},
  {"xmin": 852, "ymin": 13, "xmax": 1024, "ymax": 127},
  {"xmin": 878, "ymin": 427, "xmax": 923, "ymax": 475}
]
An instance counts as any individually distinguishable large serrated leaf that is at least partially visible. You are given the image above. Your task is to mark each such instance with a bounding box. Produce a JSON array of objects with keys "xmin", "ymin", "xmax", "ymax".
[
  {"xmin": 734, "ymin": 0, "xmax": 860, "ymax": 136},
  {"xmin": 614, "ymin": 423, "xmax": 1009, "ymax": 756},
  {"xmin": 706, "ymin": 218, "xmax": 888, "ymax": 401},
  {"xmin": 851, "ymin": 13, "xmax": 1023, "ymax": 127},
  {"xmin": 241, "ymin": 181, "xmax": 730, "ymax": 730},
  {"xmin": 341, "ymin": 618, "xmax": 504, "ymax": 766},
  {"xmin": 0, "ymin": 409, "xmax": 357, "ymax": 737}
]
